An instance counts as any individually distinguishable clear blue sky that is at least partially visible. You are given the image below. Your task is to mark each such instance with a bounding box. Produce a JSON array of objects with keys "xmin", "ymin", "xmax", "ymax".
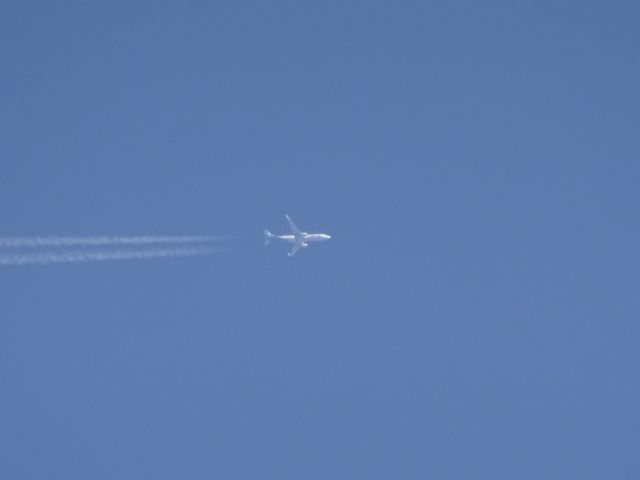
[{"xmin": 1, "ymin": 1, "xmax": 639, "ymax": 478}]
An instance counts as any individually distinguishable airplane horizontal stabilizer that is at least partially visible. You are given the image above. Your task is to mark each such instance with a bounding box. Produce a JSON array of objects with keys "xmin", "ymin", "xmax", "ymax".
[{"xmin": 263, "ymin": 230, "xmax": 274, "ymax": 246}]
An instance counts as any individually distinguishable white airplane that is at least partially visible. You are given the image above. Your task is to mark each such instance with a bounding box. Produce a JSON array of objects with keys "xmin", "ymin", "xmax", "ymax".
[{"xmin": 263, "ymin": 214, "xmax": 331, "ymax": 256}]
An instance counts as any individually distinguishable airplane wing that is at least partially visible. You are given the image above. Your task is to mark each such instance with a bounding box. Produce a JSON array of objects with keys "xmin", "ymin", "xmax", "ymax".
[
  {"xmin": 288, "ymin": 243, "xmax": 301, "ymax": 257},
  {"xmin": 284, "ymin": 214, "xmax": 302, "ymax": 236}
]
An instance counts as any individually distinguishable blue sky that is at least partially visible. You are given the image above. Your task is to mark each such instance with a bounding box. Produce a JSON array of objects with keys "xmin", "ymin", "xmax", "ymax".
[{"xmin": 1, "ymin": 1, "xmax": 639, "ymax": 478}]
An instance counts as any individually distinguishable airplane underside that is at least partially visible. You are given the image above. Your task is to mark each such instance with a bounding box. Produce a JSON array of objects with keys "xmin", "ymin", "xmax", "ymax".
[{"xmin": 264, "ymin": 215, "xmax": 331, "ymax": 257}]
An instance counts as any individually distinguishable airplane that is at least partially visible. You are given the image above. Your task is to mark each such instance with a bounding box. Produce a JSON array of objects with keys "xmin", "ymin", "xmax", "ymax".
[{"xmin": 263, "ymin": 214, "xmax": 331, "ymax": 256}]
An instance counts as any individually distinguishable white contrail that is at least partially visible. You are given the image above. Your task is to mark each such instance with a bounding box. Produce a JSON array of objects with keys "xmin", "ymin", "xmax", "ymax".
[
  {"xmin": 0, "ymin": 247, "xmax": 220, "ymax": 266},
  {"xmin": 0, "ymin": 235, "xmax": 224, "ymax": 248}
]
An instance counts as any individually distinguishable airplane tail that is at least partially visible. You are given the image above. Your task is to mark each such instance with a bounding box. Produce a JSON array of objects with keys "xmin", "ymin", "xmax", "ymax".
[{"xmin": 263, "ymin": 230, "xmax": 274, "ymax": 246}]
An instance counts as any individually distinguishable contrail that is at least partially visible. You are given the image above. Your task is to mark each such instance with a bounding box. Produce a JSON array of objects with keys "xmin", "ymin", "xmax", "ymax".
[
  {"xmin": 0, "ymin": 235, "xmax": 224, "ymax": 248},
  {"xmin": 0, "ymin": 246, "xmax": 220, "ymax": 266}
]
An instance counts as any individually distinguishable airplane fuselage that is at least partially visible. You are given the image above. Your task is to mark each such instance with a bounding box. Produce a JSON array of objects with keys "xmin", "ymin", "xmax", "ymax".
[{"xmin": 276, "ymin": 233, "xmax": 331, "ymax": 243}]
